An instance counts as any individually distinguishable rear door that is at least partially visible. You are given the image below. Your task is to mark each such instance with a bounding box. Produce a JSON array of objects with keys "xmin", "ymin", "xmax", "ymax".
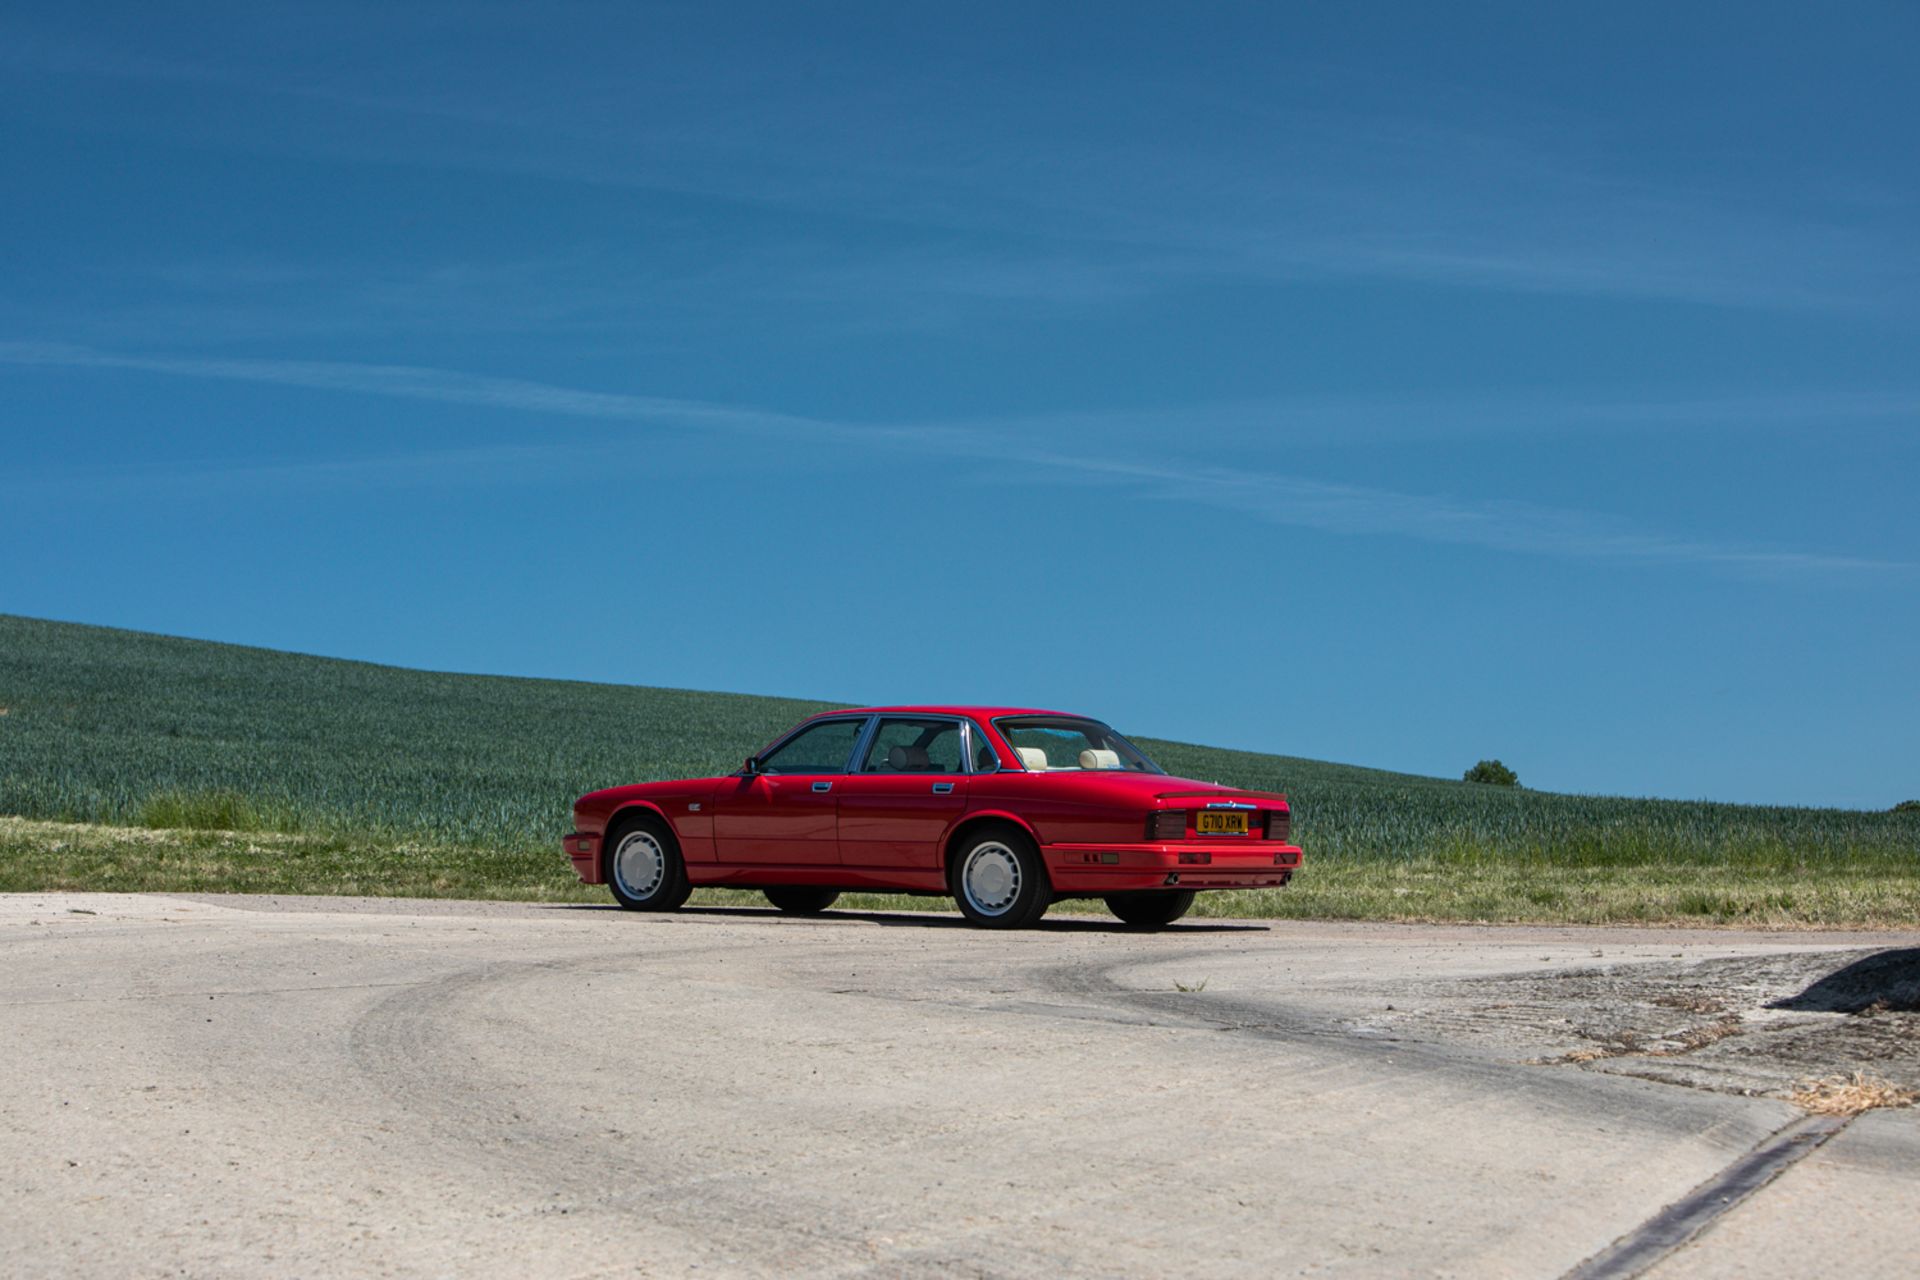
[
  {"xmin": 834, "ymin": 716, "xmax": 973, "ymax": 869},
  {"xmin": 709, "ymin": 716, "xmax": 867, "ymax": 865}
]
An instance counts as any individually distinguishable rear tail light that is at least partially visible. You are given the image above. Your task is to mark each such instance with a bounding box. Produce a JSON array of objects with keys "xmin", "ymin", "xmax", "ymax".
[
  {"xmin": 1266, "ymin": 810, "xmax": 1291, "ymax": 841},
  {"xmin": 1146, "ymin": 810, "xmax": 1188, "ymax": 840}
]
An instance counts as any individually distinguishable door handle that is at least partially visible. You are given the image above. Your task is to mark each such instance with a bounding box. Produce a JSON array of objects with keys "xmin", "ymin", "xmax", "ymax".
[
  {"xmin": 931, "ymin": 782, "xmax": 954, "ymax": 794},
  {"xmin": 812, "ymin": 781, "xmax": 833, "ymax": 793}
]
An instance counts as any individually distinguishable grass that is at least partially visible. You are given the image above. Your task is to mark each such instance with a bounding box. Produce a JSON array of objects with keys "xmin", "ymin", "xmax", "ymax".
[
  {"xmin": 0, "ymin": 814, "xmax": 592, "ymax": 901},
  {"xmin": 2, "ymin": 612, "xmax": 1916, "ymax": 924},
  {"xmin": 7, "ymin": 813, "xmax": 1916, "ymax": 927},
  {"xmin": 1169, "ymin": 853, "xmax": 1920, "ymax": 927}
]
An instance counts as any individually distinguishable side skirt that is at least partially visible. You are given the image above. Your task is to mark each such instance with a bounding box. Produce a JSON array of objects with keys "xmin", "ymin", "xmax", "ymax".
[{"xmin": 689, "ymin": 863, "xmax": 949, "ymax": 894}]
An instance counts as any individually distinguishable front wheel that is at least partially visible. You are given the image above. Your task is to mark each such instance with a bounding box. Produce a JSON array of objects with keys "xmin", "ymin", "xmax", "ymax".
[
  {"xmin": 605, "ymin": 816, "xmax": 693, "ymax": 912},
  {"xmin": 950, "ymin": 827, "xmax": 1051, "ymax": 928},
  {"xmin": 1104, "ymin": 889, "xmax": 1196, "ymax": 928},
  {"xmin": 763, "ymin": 887, "xmax": 840, "ymax": 915}
]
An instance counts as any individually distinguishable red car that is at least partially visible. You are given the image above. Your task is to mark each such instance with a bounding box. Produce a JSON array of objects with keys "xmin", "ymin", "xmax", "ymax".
[{"xmin": 562, "ymin": 706, "xmax": 1302, "ymax": 928}]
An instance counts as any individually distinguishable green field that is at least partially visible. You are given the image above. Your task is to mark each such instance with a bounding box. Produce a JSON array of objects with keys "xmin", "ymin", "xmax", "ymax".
[{"xmin": 1, "ymin": 613, "xmax": 1914, "ymax": 925}]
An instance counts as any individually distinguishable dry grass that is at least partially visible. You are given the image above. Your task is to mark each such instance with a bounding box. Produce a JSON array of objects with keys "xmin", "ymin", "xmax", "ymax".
[
  {"xmin": 0, "ymin": 815, "xmax": 602, "ymax": 903},
  {"xmin": 1648, "ymin": 1017, "xmax": 1744, "ymax": 1056},
  {"xmin": 1544, "ymin": 1014, "xmax": 1744, "ymax": 1065},
  {"xmin": 1789, "ymin": 1071, "xmax": 1919, "ymax": 1115},
  {"xmin": 1556, "ymin": 1047, "xmax": 1612, "ymax": 1064},
  {"xmin": 1186, "ymin": 856, "xmax": 1920, "ymax": 928},
  {"xmin": 7, "ymin": 813, "xmax": 1920, "ymax": 929}
]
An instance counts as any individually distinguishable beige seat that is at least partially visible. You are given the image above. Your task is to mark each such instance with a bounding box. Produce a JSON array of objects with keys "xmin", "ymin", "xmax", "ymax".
[
  {"xmin": 1015, "ymin": 747, "xmax": 1049, "ymax": 772},
  {"xmin": 1079, "ymin": 748, "xmax": 1121, "ymax": 770},
  {"xmin": 886, "ymin": 745, "xmax": 933, "ymax": 771}
]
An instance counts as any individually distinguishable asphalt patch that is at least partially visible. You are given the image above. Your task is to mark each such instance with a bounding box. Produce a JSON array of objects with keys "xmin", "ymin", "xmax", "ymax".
[{"xmin": 1363, "ymin": 948, "xmax": 1920, "ymax": 1104}]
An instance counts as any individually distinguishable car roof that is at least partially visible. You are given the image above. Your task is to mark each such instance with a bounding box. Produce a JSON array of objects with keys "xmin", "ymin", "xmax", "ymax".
[{"xmin": 818, "ymin": 705, "xmax": 1090, "ymax": 721}]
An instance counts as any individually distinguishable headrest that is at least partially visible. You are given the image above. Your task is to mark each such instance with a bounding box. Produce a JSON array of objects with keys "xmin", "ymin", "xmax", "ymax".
[
  {"xmin": 1015, "ymin": 747, "xmax": 1049, "ymax": 771},
  {"xmin": 887, "ymin": 745, "xmax": 931, "ymax": 771},
  {"xmin": 1079, "ymin": 748, "xmax": 1121, "ymax": 770}
]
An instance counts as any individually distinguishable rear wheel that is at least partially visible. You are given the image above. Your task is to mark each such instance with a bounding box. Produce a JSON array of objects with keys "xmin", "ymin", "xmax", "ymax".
[
  {"xmin": 763, "ymin": 886, "xmax": 841, "ymax": 915},
  {"xmin": 1104, "ymin": 890, "xmax": 1196, "ymax": 928},
  {"xmin": 605, "ymin": 815, "xmax": 692, "ymax": 912},
  {"xmin": 950, "ymin": 826, "xmax": 1051, "ymax": 928}
]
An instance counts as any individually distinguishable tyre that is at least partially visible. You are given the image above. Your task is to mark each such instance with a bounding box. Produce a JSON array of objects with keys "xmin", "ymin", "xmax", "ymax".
[
  {"xmin": 763, "ymin": 886, "xmax": 841, "ymax": 915},
  {"xmin": 604, "ymin": 814, "xmax": 693, "ymax": 912},
  {"xmin": 950, "ymin": 826, "xmax": 1051, "ymax": 928},
  {"xmin": 1104, "ymin": 889, "xmax": 1196, "ymax": 928}
]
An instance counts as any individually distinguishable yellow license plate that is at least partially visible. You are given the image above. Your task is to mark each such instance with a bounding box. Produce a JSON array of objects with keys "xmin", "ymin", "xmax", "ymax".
[{"xmin": 1195, "ymin": 810, "xmax": 1249, "ymax": 836}]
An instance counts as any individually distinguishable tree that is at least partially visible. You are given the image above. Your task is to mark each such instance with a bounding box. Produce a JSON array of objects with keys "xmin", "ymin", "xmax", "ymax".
[
  {"xmin": 1894, "ymin": 800, "xmax": 1920, "ymax": 814},
  {"xmin": 1464, "ymin": 759, "xmax": 1519, "ymax": 787}
]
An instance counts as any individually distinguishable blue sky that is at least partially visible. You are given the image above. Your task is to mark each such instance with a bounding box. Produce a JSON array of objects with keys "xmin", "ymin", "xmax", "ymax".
[{"xmin": 2, "ymin": 2, "xmax": 1915, "ymax": 808}]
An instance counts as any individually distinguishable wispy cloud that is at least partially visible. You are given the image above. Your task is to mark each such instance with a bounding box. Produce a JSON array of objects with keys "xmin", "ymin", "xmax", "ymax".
[
  {"xmin": 996, "ymin": 451, "xmax": 1904, "ymax": 576},
  {"xmin": 4, "ymin": 341, "xmax": 1905, "ymax": 579},
  {"xmin": 5, "ymin": 18, "xmax": 1912, "ymax": 315},
  {"xmin": 935, "ymin": 388, "xmax": 1920, "ymax": 453},
  {"xmin": 0, "ymin": 341, "xmax": 823, "ymax": 437}
]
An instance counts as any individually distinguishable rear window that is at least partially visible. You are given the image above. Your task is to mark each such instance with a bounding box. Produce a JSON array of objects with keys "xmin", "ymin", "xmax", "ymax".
[{"xmin": 993, "ymin": 717, "xmax": 1164, "ymax": 774}]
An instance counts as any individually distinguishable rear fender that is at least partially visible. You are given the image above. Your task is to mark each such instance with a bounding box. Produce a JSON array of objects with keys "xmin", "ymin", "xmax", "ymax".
[{"xmin": 944, "ymin": 809, "xmax": 1047, "ymax": 882}]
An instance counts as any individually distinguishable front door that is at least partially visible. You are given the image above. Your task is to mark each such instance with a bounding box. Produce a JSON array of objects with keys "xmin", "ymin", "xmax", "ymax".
[
  {"xmin": 835, "ymin": 716, "xmax": 971, "ymax": 869},
  {"xmin": 710, "ymin": 716, "xmax": 866, "ymax": 865}
]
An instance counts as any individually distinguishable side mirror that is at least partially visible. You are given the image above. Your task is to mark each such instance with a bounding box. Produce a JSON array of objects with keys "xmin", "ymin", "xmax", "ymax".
[{"xmin": 744, "ymin": 756, "xmax": 764, "ymax": 776}]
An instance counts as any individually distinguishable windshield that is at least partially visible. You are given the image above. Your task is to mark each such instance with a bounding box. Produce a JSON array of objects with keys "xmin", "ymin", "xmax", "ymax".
[{"xmin": 993, "ymin": 717, "xmax": 1165, "ymax": 774}]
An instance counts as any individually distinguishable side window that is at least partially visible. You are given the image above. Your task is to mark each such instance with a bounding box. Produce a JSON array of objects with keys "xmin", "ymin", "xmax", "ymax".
[
  {"xmin": 968, "ymin": 721, "xmax": 1002, "ymax": 772},
  {"xmin": 759, "ymin": 719, "xmax": 863, "ymax": 774},
  {"xmin": 860, "ymin": 718, "xmax": 964, "ymax": 773}
]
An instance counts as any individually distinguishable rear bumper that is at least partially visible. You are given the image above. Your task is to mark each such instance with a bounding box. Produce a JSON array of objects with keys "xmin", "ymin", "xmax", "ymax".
[
  {"xmin": 1044, "ymin": 841, "xmax": 1302, "ymax": 893},
  {"xmin": 563, "ymin": 832, "xmax": 602, "ymax": 884}
]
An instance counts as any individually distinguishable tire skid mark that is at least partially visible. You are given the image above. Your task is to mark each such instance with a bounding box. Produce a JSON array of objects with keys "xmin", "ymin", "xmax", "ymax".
[
  {"xmin": 1561, "ymin": 1113, "xmax": 1851, "ymax": 1280},
  {"xmin": 351, "ymin": 960, "xmax": 854, "ymax": 1265},
  {"xmin": 337, "ymin": 925, "xmax": 1824, "ymax": 1279},
  {"xmin": 338, "ymin": 936, "xmax": 1308, "ymax": 1278},
  {"xmin": 343, "ymin": 941, "xmax": 1041, "ymax": 1276},
  {"xmin": 2, "ymin": 978, "xmax": 436, "ymax": 1007}
]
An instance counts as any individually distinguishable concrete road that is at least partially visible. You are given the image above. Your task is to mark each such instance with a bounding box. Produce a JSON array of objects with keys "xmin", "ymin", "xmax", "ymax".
[{"xmin": 2, "ymin": 893, "xmax": 1915, "ymax": 1279}]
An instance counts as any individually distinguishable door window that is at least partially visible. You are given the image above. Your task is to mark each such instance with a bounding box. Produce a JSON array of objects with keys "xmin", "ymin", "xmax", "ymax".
[
  {"xmin": 758, "ymin": 719, "xmax": 864, "ymax": 774},
  {"xmin": 859, "ymin": 718, "xmax": 965, "ymax": 774},
  {"xmin": 968, "ymin": 721, "xmax": 1003, "ymax": 772}
]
